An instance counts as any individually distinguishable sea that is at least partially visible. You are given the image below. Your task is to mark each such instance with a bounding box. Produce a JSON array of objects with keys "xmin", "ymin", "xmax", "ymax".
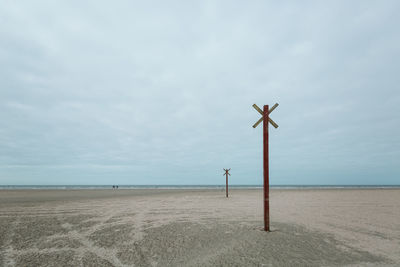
[{"xmin": 0, "ymin": 185, "xmax": 399, "ymax": 190}]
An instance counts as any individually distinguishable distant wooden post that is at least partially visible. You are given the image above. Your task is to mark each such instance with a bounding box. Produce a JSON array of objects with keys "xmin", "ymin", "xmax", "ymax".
[
  {"xmin": 223, "ymin": 168, "xmax": 231, "ymax": 197},
  {"xmin": 252, "ymin": 103, "xmax": 279, "ymax": 232}
]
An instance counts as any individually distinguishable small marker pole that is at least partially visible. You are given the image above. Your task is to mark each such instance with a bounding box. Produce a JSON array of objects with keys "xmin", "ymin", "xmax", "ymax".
[
  {"xmin": 223, "ymin": 168, "xmax": 230, "ymax": 198},
  {"xmin": 263, "ymin": 105, "xmax": 270, "ymax": 232},
  {"xmin": 226, "ymin": 172, "xmax": 228, "ymax": 198}
]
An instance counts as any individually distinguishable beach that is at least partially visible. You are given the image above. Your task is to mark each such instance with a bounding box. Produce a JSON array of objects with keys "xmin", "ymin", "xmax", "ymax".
[{"xmin": 0, "ymin": 189, "xmax": 399, "ymax": 266}]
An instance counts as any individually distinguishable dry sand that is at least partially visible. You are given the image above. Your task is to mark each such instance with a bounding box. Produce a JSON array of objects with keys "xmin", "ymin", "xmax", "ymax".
[{"xmin": 0, "ymin": 188, "xmax": 399, "ymax": 266}]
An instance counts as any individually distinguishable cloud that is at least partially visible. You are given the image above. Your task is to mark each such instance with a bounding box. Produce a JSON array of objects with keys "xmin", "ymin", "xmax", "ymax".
[{"xmin": 1, "ymin": 0, "xmax": 399, "ymax": 185}]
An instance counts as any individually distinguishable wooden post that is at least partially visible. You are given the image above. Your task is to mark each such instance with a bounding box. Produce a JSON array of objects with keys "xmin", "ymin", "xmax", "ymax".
[
  {"xmin": 252, "ymin": 103, "xmax": 278, "ymax": 232},
  {"xmin": 263, "ymin": 105, "xmax": 270, "ymax": 231},
  {"xmin": 226, "ymin": 172, "xmax": 228, "ymax": 198},
  {"xmin": 223, "ymin": 168, "xmax": 230, "ymax": 198}
]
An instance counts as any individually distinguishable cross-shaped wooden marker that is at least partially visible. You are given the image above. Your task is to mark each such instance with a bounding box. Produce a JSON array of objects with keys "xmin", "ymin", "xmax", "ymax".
[
  {"xmin": 252, "ymin": 103, "xmax": 279, "ymax": 232},
  {"xmin": 252, "ymin": 103, "xmax": 279, "ymax": 129},
  {"xmin": 223, "ymin": 168, "xmax": 231, "ymax": 198}
]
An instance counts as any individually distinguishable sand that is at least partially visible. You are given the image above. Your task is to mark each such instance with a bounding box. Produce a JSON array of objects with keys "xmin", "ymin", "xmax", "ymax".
[{"xmin": 0, "ymin": 188, "xmax": 399, "ymax": 266}]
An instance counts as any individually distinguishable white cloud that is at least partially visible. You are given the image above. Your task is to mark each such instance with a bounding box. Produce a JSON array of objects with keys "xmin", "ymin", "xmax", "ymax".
[{"xmin": 1, "ymin": 0, "xmax": 399, "ymax": 185}]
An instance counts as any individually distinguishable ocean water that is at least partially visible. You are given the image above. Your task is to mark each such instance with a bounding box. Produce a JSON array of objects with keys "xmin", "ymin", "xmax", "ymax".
[{"xmin": 0, "ymin": 185, "xmax": 399, "ymax": 190}]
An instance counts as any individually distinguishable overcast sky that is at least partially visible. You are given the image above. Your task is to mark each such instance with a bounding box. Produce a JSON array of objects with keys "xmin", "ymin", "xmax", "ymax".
[{"xmin": 1, "ymin": 0, "xmax": 399, "ymax": 185}]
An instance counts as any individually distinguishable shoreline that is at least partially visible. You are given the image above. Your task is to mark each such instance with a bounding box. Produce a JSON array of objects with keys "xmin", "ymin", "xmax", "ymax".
[{"xmin": 1, "ymin": 185, "xmax": 399, "ymax": 190}]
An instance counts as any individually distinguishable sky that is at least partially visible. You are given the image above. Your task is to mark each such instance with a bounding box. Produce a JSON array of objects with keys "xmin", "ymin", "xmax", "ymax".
[{"xmin": 0, "ymin": 0, "xmax": 399, "ymax": 185}]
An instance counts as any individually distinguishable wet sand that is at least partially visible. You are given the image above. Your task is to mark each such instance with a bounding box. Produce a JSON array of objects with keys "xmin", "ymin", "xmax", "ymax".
[{"xmin": 0, "ymin": 189, "xmax": 399, "ymax": 266}]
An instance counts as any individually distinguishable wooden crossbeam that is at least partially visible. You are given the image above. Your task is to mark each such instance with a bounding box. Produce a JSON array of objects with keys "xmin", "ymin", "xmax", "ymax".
[{"xmin": 252, "ymin": 103, "xmax": 279, "ymax": 128}]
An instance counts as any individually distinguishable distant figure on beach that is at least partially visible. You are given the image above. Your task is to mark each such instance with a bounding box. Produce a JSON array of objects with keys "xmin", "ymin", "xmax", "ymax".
[
  {"xmin": 116, "ymin": 185, "xmax": 119, "ymax": 189},
  {"xmin": 112, "ymin": 185, "xmax": 115, "ymax": 189}
]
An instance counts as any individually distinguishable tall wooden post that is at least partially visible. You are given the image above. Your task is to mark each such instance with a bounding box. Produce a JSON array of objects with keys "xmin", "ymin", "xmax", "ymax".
[
  {"xmin": 263, "ymin": 105, "xmax": 270, "ymax": 231},
  {"xmin": 252, "ymin": 103, "xmax": 278, "ymax": 232}
]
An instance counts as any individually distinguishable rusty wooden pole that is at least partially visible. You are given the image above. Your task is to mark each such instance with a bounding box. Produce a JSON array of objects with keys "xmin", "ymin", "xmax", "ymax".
[
  {"xmin": 263, "ymin": 105, "xmax": 270, "ymax": 231},
  {"xmin": 252, "ymin": 102, "xmax": 278, "ymax": 232}
]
